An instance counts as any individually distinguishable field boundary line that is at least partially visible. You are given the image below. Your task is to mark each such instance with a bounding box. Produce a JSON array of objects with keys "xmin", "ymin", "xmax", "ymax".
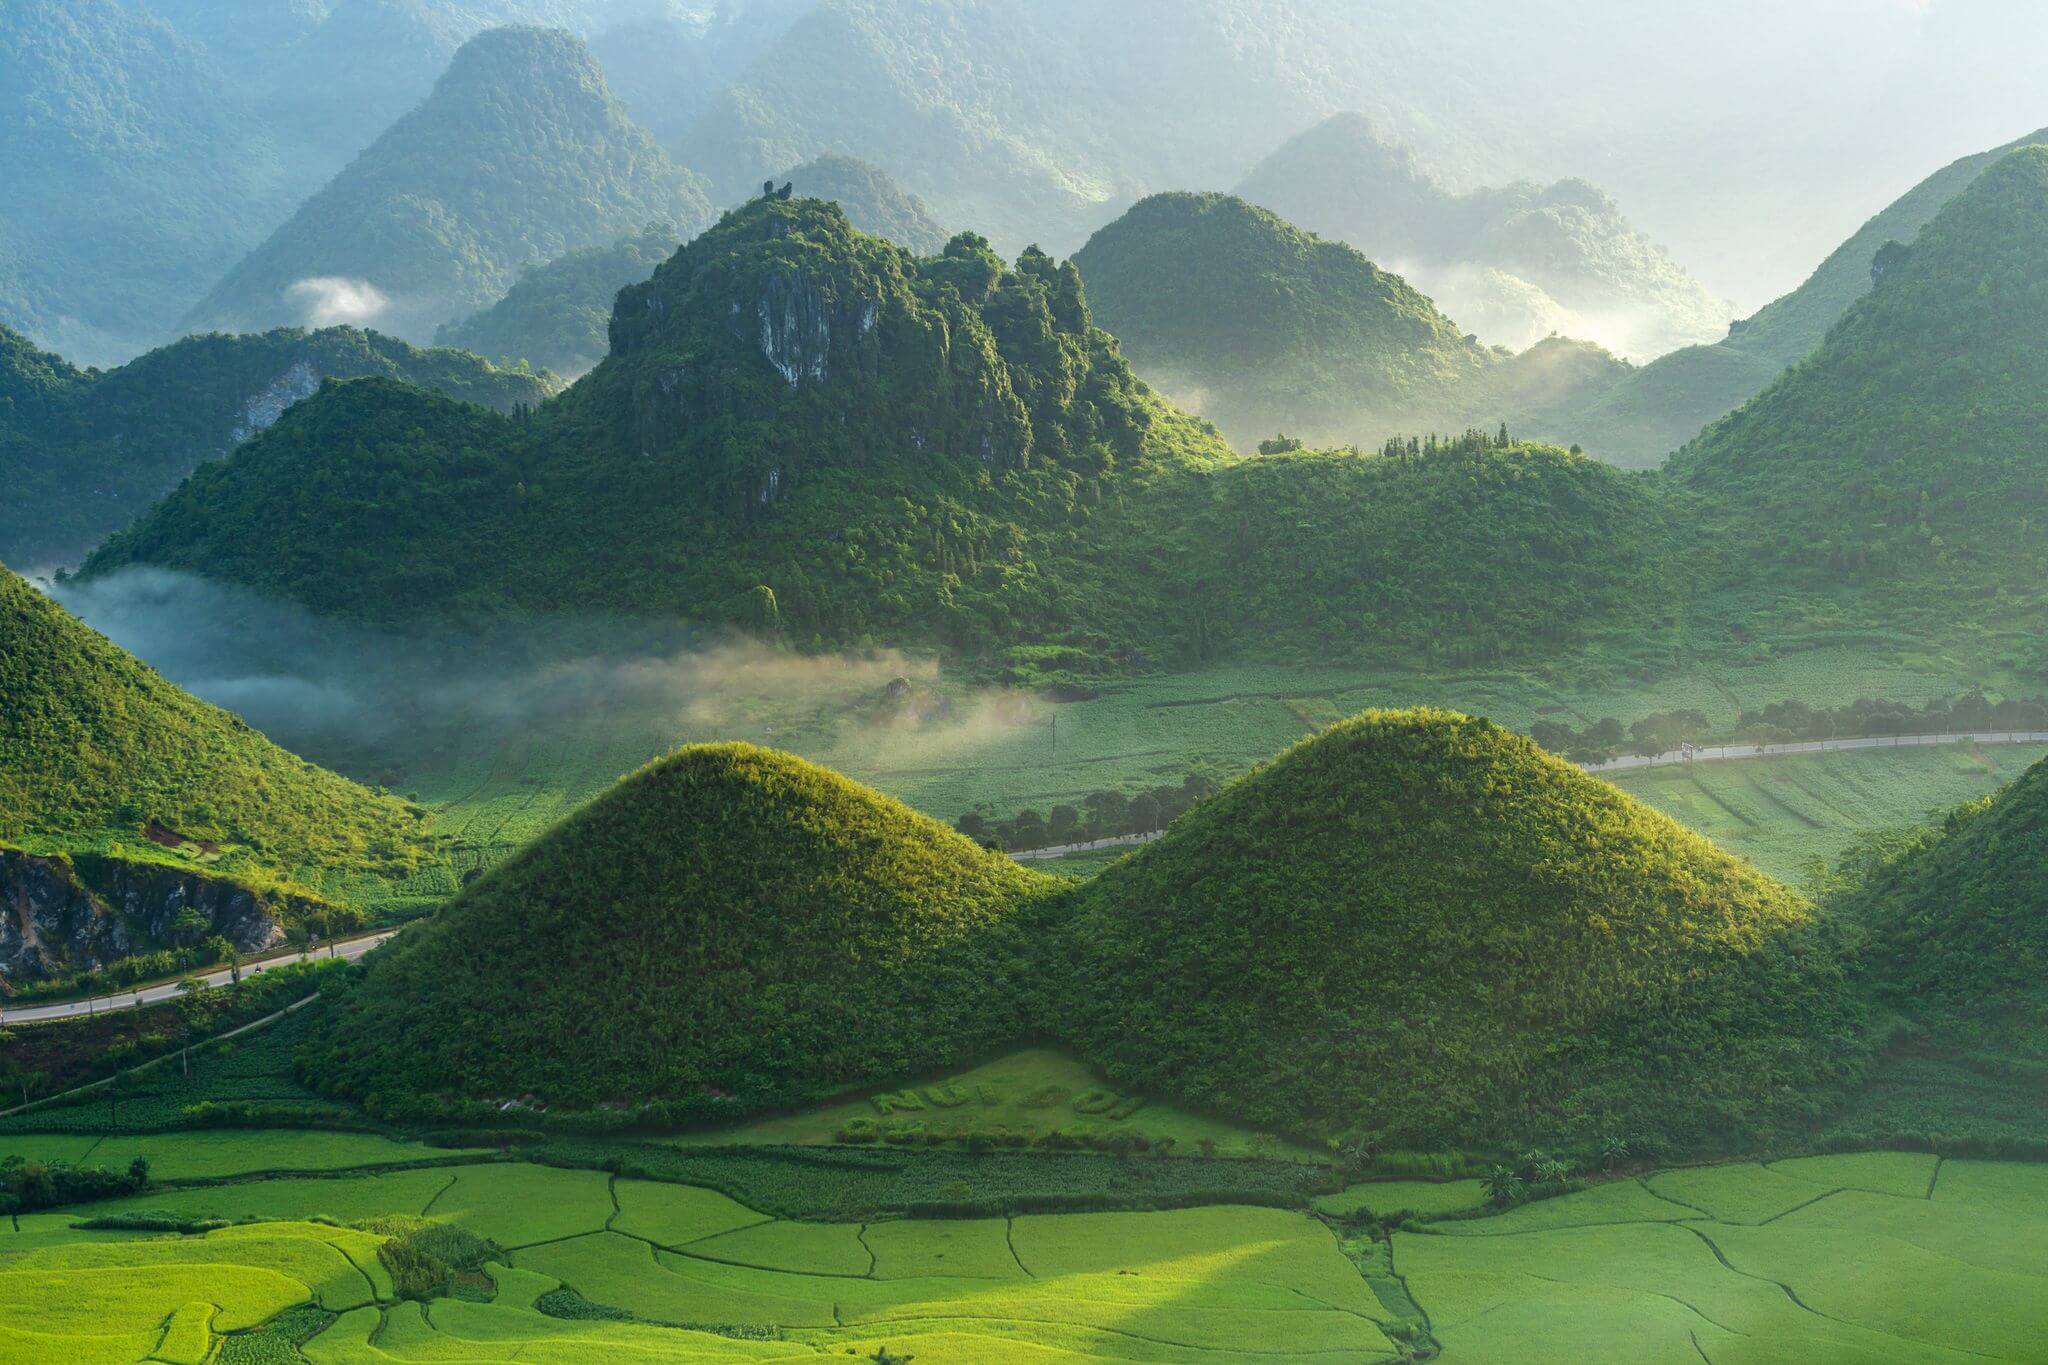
[{"xmin": 0, "ymin": 993, "xmax": 320, "ymax": 1118}]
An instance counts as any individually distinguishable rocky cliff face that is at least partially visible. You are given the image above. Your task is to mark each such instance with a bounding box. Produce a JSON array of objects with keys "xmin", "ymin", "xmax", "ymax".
[{"xmin": 0, "ymin": 848, "xmax": 298, "ymax": 985}]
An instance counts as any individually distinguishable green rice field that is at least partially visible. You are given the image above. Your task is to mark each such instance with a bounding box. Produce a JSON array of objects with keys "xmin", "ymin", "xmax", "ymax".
[{"xmin": 4, "ymin": 1127, "xmax": 2044, "ymax": 1363}]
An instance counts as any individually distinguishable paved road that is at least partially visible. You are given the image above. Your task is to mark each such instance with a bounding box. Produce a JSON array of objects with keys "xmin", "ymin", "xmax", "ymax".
[
  {"xmin": 1, "ymin": 930, "xmax": 400, "ymax": 1025},
  {"xmin": 1013, "ymin": 730, "xmax": 2048, "ymax": 862},
  {"xmin": 1583, "ymin": 730, "xmax": 2048, "ymax": 774}
]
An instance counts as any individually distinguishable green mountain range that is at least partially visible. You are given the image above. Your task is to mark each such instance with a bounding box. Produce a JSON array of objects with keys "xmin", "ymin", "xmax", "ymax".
[
  {"xmin": 184, "ymin": 27, "xmax": 713, "ymax": 343},
  {"xmin": 1237, "ymin": 113, "xmax": 1734, "ymax": 363},
  {"xmin": 1672, "ymin": 145, "xmax": 2048, "ymax": 622},
  {"xmin": 0, "ymin": 322, "xmax": 551, "ymax": 569},
  {"xmin": 1072, "ymin": 192, "xmax": 1626, "ymax": 451},
  {"xmin": 301, "ymin": 744, "xmax": 1058, "ymax": 1117},
  {"xmin": 0, "ymin": 0, "xmax": 294, "ymax": 367},
  {"xmin": 86, "ymin": 197, "xmax": 1674, "ymax": 672}
]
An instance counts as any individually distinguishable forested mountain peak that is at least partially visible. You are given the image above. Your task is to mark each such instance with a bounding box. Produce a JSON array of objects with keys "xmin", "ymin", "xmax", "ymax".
[
  {"xmin": 182, "ymin": 24, "xmax": 712, "ymax": 342},
  {"xmin": 1673, "ymin": 144, "xmax": 2048, "ymax": 591},
  {"xmin": 1239, "ymin": 111, "xmax": 1733, "ymax": 361},
  {"xmin": 1071, "ymin": 192, "xmax": 1496, "ymax": 446}
]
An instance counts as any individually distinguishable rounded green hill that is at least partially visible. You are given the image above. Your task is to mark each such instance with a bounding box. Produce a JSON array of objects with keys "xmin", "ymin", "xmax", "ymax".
[
  {"xmin": 306, "ymin": 744, "xmax": 1062, "ymax": 1117},
  {"xmin": 1841, "ymin": 754, "xmax": 2048, "ymax": 1059},
  {"xmin": 1057, "ymin": 709, "xmax": 1870, "ymax": 1151}
]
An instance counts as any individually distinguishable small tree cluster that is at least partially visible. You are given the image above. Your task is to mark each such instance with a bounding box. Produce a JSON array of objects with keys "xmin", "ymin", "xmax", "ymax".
[{"xmin": 955, "ymin": 774, "xmax": 1218, "ymax": 851}]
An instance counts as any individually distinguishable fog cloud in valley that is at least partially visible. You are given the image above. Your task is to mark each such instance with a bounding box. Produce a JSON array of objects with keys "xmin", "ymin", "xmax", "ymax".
[{"xmin": 50, "ymin": 568, "xmax": 1041, "ymax": 788}]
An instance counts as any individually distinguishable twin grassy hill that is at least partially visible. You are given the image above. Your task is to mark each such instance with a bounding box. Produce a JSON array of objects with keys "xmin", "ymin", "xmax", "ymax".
[
  {"xmin": 1071, "ymin": 192, "xmax": 1628, "ymax": 452},
  {"xmin": 299, "ymin": 744, "xmax": 1060, "ymax": 1116},
  {"xmin": 1672, "ymin": 145, "xmax": 2048, "ymax": 613},
  {"xmin": 1238, "ymin": 113, "xmax": 1733, "ymax": 362},
  {"xmin": 0, "ymin": 321, "xmax": 550, "ymax": 568},
  {"xmin": 1058, "ymin": 710, "xmax": 1868, "ymax": 1151},
  {"xmin": 309, "ymin": 714, "xmax": 1870, "ymax": 1152},
  {"xmin": 184, "ymin": 27, "xmax": 713, "ymax": 342},
  {"xmin": 86, "ymin": 196, "xmax": 1677, "ymax": 670},
  {"xmin": 0, "ymin": 565, "xmax": 427, "ymax": 892},
  {"xmin": 1836, "ymin": 753, "xmax": 2048, "ymax": 1060}
]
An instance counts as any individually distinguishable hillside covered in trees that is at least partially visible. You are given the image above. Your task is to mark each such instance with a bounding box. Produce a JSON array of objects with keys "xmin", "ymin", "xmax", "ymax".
[
  {"xmin": 1671, "ymin": 146, "xmax": 2048, "ymax": 623},
  {"xmin": 0, "ymin": 323, "xmax": 549, "ymax": 568},
  {"xmin": 1073, "ymin": 192, "xmax": 1627, "ymax": 452},
  {"xmin": 87, "ymin": 198, "xmax": 1678, "ymax": 672}
]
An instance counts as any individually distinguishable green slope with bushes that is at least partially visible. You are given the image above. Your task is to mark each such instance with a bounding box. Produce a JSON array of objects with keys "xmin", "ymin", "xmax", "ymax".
[
  {"xmin": 1056, "ymin": 709, "xmax": 1870, "ymax": 1151},
  {"xmin": 184, "ymin": 27, "xmax": 711, "ymax": 342},
  {"xmin": 1833, "ymin": 754, "xmax": 2048, "ymax": 1060},
  {"xmin": 301, "ymin": 744, "xmax": 1060, "ymax": 1117},
  {"xmin": 0, "ymin": 564, "xmax": 428, "ymax": 891},
  {"xmin": 1559, "ymin": 125, "xmax": 2048, "ymax": 466},
  {"xmin": 435, "ymin": 224, "xmax": 680, "ymax": 378},
  {"xmin": 0, "ymin": 322, "xmax": 550, "ymax": 568},
  {"xmin": 1672, "ymin": 145, "xmax": 2048, "ymax": 616},
  {"xmin": 87, "ymin": 199, "xmax": 1676, "ymax": 671}
]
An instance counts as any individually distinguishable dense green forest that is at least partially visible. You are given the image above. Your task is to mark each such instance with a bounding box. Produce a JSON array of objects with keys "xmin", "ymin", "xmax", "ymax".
[
  {"xmin": 0, "ymin": 0, "xmax": 296, "ymax": 366},
  {"xmin": 86, "ymin": 198, "xmax": 1680, "ymax": 672},
  {"xmin": 1056, "ymin": 710, "xmax": 1869, "ymax": 1151},
  {"xmin": 777, "ymin": 154, "xmax": 952, "ymax": 255},
  {"xmin": 301, "ymin": 744, "xmax": 1061, "ymax": 1118},
  {"xmin": 184, "ymin": 27, "xmax": 712, "ymax": 343},
  {"xmin": 0, "ymin": 323, "xmax": 549, "ymax": 568},
  {"xmin": 0, "ymin": 565, "xmax": 427, "ymax": 890},
  {"xmin": 432, "ymin": 158, "xmax": 945, "ymax": 376}
]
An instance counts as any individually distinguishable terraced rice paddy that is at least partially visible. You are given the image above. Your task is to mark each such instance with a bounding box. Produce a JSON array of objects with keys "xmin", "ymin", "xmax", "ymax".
[{"xmin": 4, "ymin": 1127, "xmax": 2045, "ymax": 1362}]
